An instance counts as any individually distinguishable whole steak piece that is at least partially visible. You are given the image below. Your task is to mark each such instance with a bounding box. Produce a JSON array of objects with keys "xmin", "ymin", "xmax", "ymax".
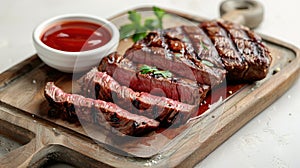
[{"xmin": 200, "ymin": 20, "xmax": 272, "ymax": 82}]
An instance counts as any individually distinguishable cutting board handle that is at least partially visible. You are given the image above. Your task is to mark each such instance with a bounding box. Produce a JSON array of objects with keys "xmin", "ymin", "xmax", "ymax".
[{"xmin": 220, "ymin": 0, "xmax": 264, "ymax": 29}]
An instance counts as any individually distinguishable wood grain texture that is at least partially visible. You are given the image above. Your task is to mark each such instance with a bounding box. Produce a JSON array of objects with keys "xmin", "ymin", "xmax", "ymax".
[{"xmin": 0, "ymin": 6, "xmax": 299, "ymax": 168}]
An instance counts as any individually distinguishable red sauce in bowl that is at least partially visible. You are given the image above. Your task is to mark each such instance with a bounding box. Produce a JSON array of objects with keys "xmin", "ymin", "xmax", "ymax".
[{"xmin": 41, "ymin": 21, "xmax": 112, "ymax": 52}]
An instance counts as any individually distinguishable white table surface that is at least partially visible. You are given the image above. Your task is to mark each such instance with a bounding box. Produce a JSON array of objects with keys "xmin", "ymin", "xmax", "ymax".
[{"xmin": 1, "ymin": 0, "xmax": 300, "ymax": 167}]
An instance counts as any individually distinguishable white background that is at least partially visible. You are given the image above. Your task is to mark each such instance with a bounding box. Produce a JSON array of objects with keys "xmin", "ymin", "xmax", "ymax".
[{"xmin": 1, "ymin": 0, "xmax": 300, "ymax": 167}]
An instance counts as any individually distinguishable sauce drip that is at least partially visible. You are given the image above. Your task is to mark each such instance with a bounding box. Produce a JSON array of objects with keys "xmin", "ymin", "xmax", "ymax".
[
  {"xmin": 156, "ymin": 82, "xmax": 245, "ymax": 139},
  {"xmin": 41, "ymin": 21, "xmax": 111, "ymax": 52}
]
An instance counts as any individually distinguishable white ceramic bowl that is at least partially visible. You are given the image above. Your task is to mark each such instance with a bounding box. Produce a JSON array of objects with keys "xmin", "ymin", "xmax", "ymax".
[{"xmin": 33, "ymin": 14, "xmax": 119, "ymax": 73}]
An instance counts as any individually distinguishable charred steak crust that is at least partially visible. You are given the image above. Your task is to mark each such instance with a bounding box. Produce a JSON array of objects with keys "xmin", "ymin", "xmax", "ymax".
[
  {"xmin": 80, "ymin": 68, "xmax": 197, "ymax": 125},
  {"xmin": 44, "ymin": 82, "xmax": 159, "ymax": 136},
  {"xmin": 200, "ymin": 20, "xmax": 272, "ymax": 82},
  {"xmin": 98, "ymin": 52, "xmax": 210, "ymax": 105}
]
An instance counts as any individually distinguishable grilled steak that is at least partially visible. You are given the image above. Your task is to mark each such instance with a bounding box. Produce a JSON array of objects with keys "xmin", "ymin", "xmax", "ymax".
[
  {"xmin": 201, "ymin": 20, "xmax": 271, "ymax": 81},
  {"xmin": 98, "ymin": 52, "xmax": 210, "ymax": 105},
  {"xmin": 44, "ymin": 82, "xmax": 160, "ymax": 136},
  {"xmin": 124, "ymin": 20, "xmax": 271, "ymax": 83},
  {"xmin": 80, "ymin": 68, "xmax": 197, "ymax": 125},
  {"xmin": 124, "ymin": 27, "xmax": 226, "ymax": 87}
]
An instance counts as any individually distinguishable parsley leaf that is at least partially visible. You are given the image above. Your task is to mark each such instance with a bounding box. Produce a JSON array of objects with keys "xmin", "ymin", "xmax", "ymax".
[
  {"xmin": 140, "ymin": 65, "xmax": 157, "ymax": 74},
  {"xmin": 144, "ymin": 18, "xmax": 158, "ymax": 30},
  {"xmin": 119, "ymin": 24, "xmax": 135, "ymax": 39},
  {"xmin": 139, "ymin": 65, "xmax": 172, "ymax": 78},
  {"xmin": 132, "ymin": 32, "xmax": 148, "ymax": 43},
  {"xmin": 153, "ymin": 70, "xmax": 172, "ymax": 78},
  {"xmin": 128, "ymin": 11, "xmax": 142, "ymax": 25},
  {"xmin": 153, "ymin": 6, "xmax": 166, "ymax": 29},
  {"xmin": 120, "ymin": 6, "xmax": 167, "ymax": 42}
]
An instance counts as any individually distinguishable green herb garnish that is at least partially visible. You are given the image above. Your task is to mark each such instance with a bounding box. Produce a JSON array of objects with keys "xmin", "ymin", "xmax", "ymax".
[
  {"xmin": 200, "ymin": 40, "xmax": 209, "ymax": 50},
  {"xmin": 153, "ymin": 6, "xmax": 166, "ymax": 29},
  {"xmin": 119, "ymin": 6, "xmax": 167, "ymax": 42},
  {"xmin": 174, "ymin": 53, "xmax": 183, "ymax": 57},
  {"xmin": 201, "ymin": 60, "xmax": 214, "ymax": 67},
  {"xmin": 139, "ymin": 65, "xmax": 172, "ymax": 78},
  {"xmin": 140, "ymin": 65, "xmax": 157, "ymax": 74},
  {"xmin": 154, "ymin": 70, "xmax": 172, "ymax": 78}
]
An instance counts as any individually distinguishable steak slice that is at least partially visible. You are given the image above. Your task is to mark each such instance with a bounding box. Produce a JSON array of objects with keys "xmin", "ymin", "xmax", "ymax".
[
  {"xmin": 124, "ymin": 26, "xmax": 226, "ymax": 87},
  {"xmin": 200, "ymin": 20, "xmax": 272, "ymax": 82},
  {"xmin": 44, "ymin": 82, "xmax": 159, "ymax": 136},
  {"xmin": 80, "ymin": 68, "xmax": 197, "ymax": 125},
  {"xmin": 98, "ymin": 52, "xmax": 210, "ymax": 105}
]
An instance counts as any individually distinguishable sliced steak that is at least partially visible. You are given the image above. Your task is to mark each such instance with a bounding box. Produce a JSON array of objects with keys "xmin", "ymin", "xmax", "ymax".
[
  {"xmin": 200, "ymin": 20, "xmax": 272, "ymax": 82},
  {"xmin": 98, "ymin": 52, "xmax": 210, "ymax": 105},
  {"xmin": 80, "ymin": 68, "xmax": 197, "ymax": 125},
  {"xmin": 44, "ymin": 82, "xmax": 159, "ymax": 136},
  {"xmin": 124, "ymin": 27, "xmax": 226, "ymax": 87}
]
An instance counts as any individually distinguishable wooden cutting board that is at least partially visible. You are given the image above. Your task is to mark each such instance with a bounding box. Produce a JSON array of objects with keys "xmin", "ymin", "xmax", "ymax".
[{"xmin": 0, "ymin": 6, "xmax": 299, "ymax": 168}]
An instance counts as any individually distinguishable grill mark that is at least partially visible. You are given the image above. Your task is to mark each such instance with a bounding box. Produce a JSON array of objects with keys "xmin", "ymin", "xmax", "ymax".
[
  {"xmin": 147, "ymin": 29, "xmax": 207, "ymax": 83},
  {"xmin": 177, "ymin": 26, "xmax": 196, "ymax": 58},
  {"xmin": 201, "ymin": 21, "xmax": 247, "ymax": 80},
  {"xmin": 179, "ymin": 26, "xmax": 204, "ymax": 69},
  {"xmin": 169, "ymin": 26, "xmax": 226, "ymax": 86},
  {"xmin": 217, "ymin": 21, "xmax": 249, "ymax": 79},
  {"xmin": 246, "ymin": 29, "xmax": 271, "ymax": 66},
  {"xmin": 235, "ymin": 40, "xmax": 253, "ymax": 80},
  {"xmin": 159, "ymin": 30, "xmax": 174, "ymax": 61},
  {"xmin": 143, "ymin": 31, "xmax": 182, "ymax": 63},
  {"xmin": 182, "ymin": 25, "xmax": 223, "ymax": 68},
  {"xmin": 159, "ymin": 27, "xmax": 207, "ymax": 71},
  {"xmin": 216, "ymin": 21, "xmax": 246, "ymax": 64},
  {"xmin": 200, "ymin": 24, "xmax": 224, "ymax": 69},
  {"xmin": 161, "ymin": 27, "xmax": 199, "ymax": 70},
  {"xmin": 219, "ymin": 21, "xmax": 271, "ymax": 80}
]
